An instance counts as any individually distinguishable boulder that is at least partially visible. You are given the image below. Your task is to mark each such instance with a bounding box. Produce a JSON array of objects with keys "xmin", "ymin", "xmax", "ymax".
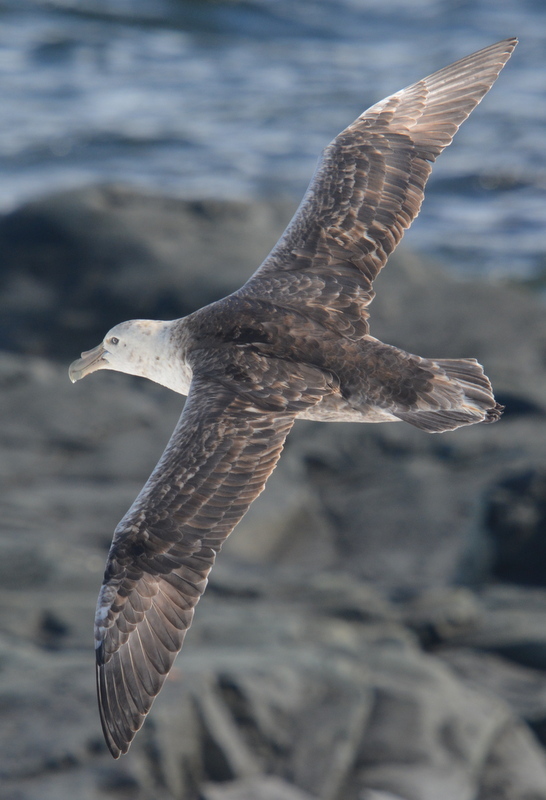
[{"xmin": 0, "ymin": 186, "xmax": 293, "ymax": 358}]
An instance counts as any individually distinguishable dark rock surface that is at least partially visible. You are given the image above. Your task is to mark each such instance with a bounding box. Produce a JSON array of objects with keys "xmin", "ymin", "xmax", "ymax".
[
  {"xmin": 485, "ymin": 469, "xmax": 546, "ymax": 585},
  {"xmin": 2, "ymin": 186, "xmax": 546, "ymax": 799},
  {"xmin": 0, "ymin": 186, "xmax": 292, "ymax": 359}
]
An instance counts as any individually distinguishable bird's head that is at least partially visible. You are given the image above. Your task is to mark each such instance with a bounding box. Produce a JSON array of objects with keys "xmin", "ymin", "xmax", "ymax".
[{"xmin": 69, "ymin": 319, "xmax": 171, "ymax": 384}]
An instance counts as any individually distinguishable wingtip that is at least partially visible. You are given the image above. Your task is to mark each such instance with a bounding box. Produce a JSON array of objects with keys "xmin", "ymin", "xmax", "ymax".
[
  {"xmin": 96, "ymin": 660, "xmax": 131, "ymax": 759},
  {"xmin": 485, "ymin": 402, "xmax": 505, "ymax": 424},
  {"xmin": 492, "ymin": 37, "xmax": 518, "ymax": 65},
  {"xmin": 500, "ymin": 36, "xmax": 518, "ymax": 57},
  {"xmin": 487, "ymin": 36, "xmax": 517, "ymax": 50}
]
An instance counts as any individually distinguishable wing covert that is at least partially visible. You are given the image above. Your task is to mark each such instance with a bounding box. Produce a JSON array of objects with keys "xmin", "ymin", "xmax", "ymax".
[
  {"xmin": 239, "ymin": 38, "xmax": 516, "ymax": 339},
  {"xmin": 95, "ymin": 376, "xmax": 296, "ymax": 757}
]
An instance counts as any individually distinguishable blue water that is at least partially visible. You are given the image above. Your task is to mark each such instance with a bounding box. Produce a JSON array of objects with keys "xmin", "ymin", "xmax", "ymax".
[{"xmin": 0, "ymin": 0, "xmax": 545, "ymax": 278}]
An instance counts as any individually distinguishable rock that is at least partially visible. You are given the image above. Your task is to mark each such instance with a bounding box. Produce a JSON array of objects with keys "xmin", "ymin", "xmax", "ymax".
[
  {"xmin": 0, "ymin": 635, "xmax": 97, "ymax": 782},
  {"xmin": 137, "ymin": 589, "xmax": 546, "ymax": 800},
  {"xmin": 219, "ymin": 453, "xmax": 336, "ymax": 570},
  {"xmin": 5, "ymin": 592, "xmax": 546, "ymax": 800},
  {"xmin": 438, "ymin": 584, "xmax": 546, "ymax": 672},
  {"xmin": 484, "ymin": 467, "xmax": 546, "ymax": 585},
  {"xmin": 397, "ymin": 587, "xmax": 484, "ymax": 646},
  {"xmin": 2, "ymin": 189, "xmax": 546, "ymax": 799},
  {"xmin": 477, "ymin": 720, "xmax": 546, "ymax": 800},
  {"xmin": 279, "ymin": 411, "xmax": 546, "ymax": 590},
  {"xmin": 359, "ymin": 792, "xmax": 408, "ymax": 800},
  {"xmin": 0, "ymin": 185, "xmax": 294, "ymax": 358},
  {"xmin": 439, "ymin": 648, "xmax": 546, "ymax": 746},
  {"xmin": 201, "ymin": 777, "xmax": 320, "ymax": 800}
]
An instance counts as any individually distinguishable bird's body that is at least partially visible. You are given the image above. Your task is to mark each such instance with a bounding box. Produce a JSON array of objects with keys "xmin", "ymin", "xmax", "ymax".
[{"xmin": 69, "ymin": 38, "xmax": 516, "ymax": 757}]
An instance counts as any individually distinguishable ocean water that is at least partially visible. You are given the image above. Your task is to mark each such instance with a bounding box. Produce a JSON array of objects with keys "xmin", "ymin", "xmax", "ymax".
[{"xmin": 0, "ymin": 0, "xmax": 545, "ymax": 278}]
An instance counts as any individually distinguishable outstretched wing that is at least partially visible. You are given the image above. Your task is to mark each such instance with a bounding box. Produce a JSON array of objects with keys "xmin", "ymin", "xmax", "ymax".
[
  {"xmin": 239, "ymin": 38, "xmax": 516, "ymax": 339},
  {"xmin": 95, "ymin": 376, "xmax": 296, "ymax": 757}
]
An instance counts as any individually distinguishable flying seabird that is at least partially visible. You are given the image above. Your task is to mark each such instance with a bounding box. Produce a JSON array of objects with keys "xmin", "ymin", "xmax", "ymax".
[{"xmin": 69, "ymin": 38, "xmax": 516, "ymax": 757}]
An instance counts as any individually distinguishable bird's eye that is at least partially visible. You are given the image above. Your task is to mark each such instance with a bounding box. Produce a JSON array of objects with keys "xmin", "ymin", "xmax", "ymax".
[{"xmin": 109, "ymin": 337, "xmax": 119, "ymax": 346}]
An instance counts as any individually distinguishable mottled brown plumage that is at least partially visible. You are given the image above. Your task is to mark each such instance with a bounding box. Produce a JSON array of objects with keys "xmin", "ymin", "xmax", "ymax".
[{"xmin": 69, "ymin": 38, "xmax": 515, "ymax": 757}]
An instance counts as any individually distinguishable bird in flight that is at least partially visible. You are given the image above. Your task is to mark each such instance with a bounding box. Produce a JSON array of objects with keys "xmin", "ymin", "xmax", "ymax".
[{"xmin": 69, "ymin": 38, "xmax": 516, "ymax": 757}]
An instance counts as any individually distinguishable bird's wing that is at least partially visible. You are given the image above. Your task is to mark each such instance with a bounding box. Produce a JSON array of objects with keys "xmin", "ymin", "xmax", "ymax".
[
  {"xmin": 239, "ymin": 38, "xmax": 516, "ymax": 339},
  {"xmin": 95, "ymin": 375, "xmax": 298, "ymax": 758}
]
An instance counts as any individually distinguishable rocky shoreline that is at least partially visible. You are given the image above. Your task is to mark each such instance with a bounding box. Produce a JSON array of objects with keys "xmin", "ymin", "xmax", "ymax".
[{"xmin": 1, "ymin": 187, "xmax": 546, "ymax": 800}]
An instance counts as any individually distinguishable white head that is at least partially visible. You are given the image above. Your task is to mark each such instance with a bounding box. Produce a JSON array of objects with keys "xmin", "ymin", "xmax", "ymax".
[{"xmin": 68, "ymin": 319, "xmax": 192, "ymax": 395}]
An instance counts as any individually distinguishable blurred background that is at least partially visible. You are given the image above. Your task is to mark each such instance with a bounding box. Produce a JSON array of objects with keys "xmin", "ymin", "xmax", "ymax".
[{"xmin": 1, "ymin": 2, "xmax": 546, "ymax": 799}]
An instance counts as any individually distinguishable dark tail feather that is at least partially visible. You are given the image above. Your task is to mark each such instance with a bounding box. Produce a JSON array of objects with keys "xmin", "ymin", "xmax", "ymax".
[{"xmin": 394, "ymin": 357, "xmax": 503, "ymax": 433}]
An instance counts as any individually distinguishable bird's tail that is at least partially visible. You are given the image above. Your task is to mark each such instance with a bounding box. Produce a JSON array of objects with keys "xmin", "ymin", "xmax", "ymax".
[{"xmin": 394, "ymin": 357, "xmax": 503, "ymax": 433}]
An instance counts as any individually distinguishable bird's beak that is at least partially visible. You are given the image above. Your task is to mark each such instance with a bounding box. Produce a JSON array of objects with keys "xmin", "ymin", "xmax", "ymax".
[{"xmin": 68, "ymin": 343, "xmax": 107, "ymax": 383}]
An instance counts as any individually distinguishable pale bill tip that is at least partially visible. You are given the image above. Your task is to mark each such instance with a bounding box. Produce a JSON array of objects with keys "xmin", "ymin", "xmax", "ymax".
[{"xmin": 68, "ymin": 343, "xmax": 106, "ymax": 383}]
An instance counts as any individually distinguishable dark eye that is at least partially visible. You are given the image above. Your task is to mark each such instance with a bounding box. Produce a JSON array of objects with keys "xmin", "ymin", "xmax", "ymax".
[{"xmin": 110, "ymin": 337, "xmax": 119, "ymax": 346}]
